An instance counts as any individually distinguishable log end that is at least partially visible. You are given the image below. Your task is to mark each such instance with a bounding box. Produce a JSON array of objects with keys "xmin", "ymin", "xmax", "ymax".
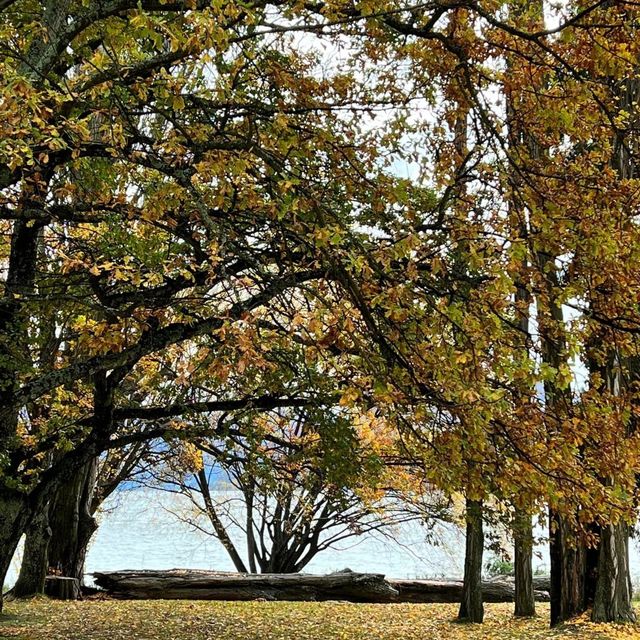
[{"xmin": 44, "ymin": 576, "xmax": 81, "ymax": 600}]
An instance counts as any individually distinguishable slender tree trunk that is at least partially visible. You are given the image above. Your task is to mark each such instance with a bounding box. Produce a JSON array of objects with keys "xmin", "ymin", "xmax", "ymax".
[
  {"xmin": 535, "ymin": 246, "xmax": 590, "ymax": 627},
  {"xmin": 458, "ymin": 498, "xmax": 484, "ymax": 623},
  {"xmin": 196, "ymin": 467, "xmax": 248, "ymax": 573},
  {"xmin": 447, "ymin": 24, "xmax": 483, "ymax": 623},
  {"xmin": 504, "ymin": 0, "xmax": 591, "ymax": 619},
  {"xmin": 513, "ymin": 510, "xmax": 535, "ymax": 617},
  {"xmin": 592, "ymin": 524, "xmax": 636, "ymax": 622},
  {"xmin": 245, "ymin": 481, "xmax": 258, "ymax": 574},
  {"xmin": 11, "ymin": 506, "xmax": 51, "ymax": 597}
]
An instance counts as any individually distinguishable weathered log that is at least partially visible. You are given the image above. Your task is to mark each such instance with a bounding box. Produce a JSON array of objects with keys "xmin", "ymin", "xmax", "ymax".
[
  {"xmin": 92, "ymin": 569, "xmax": 399, "ymax": 602},
  {"xmin": 44, "ymin": 576, "xmax": 81, "ymax": 600},
  {"xmin": 92, "ymin": 569, "xmax": 551, "ymax": 603},
  {"xmin": 532, "ymin": 575, "xmax": 551, "ymax": 592},
  {"xmin": 389, "ymin": 578, "xmax": 550, "ymax": 603}
]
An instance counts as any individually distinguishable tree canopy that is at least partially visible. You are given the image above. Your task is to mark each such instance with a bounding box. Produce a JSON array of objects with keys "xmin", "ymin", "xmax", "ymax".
[{"xmin": 1, "ymin": 0, "xmax": 640, "ymax": 626}]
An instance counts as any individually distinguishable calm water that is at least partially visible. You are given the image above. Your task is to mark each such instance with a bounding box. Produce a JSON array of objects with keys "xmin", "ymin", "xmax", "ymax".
[{"xmin": 6, "ymin": 489, "xmax": 640, "ymax": 587}]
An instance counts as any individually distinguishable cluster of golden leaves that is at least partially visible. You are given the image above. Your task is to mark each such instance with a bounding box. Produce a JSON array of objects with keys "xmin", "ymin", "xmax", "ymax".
[{"xmin": 3, "ymin": 0, "xmax": 640, "ymax": 538}]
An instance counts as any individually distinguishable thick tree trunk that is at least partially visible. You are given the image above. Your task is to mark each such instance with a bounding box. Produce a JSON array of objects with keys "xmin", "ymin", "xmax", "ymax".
[
  {"xmin": 11, "ymin": 506, "xmax": 51, "ymax": 598},
  {"xmin": 47, "ymin": 459, "xmax": 99, "ymax": 582},
  {"xmin": 16, "ymin": 378, "xmax": 118, "ymax": 591},
  {"xmin": 0, "ymin": 438, "xmax": 106, "ymax": 610},
  {"xmin": 549, "ymin": 510, "xmax": 588, "ymax": 626},
  {"xmin": 513, "ymin": 510, "xmax": 535, "ymax": 617},
  {"xmin": 0, "ymin": 492, "xmax": 29, "ymax": 612},
  {"xmin": 592, "ymin": 523, "xmax": 636, "ymax": 623},
  {"xmin": 458, "ymin": 498, "xmax": 484, "ymax": 623}
]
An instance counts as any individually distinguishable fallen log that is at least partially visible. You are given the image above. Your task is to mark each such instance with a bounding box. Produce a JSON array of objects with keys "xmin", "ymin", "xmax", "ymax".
[
  {"xmin": 388, "ymin": 578, "xmax": 550, "ymax": 603},
  {"xmin": 532, "ymin": 575, "xmax": 551, "ymax": 592},
  {"xmin": 92, "ymin": 569, "xmax": 550, "ymax": 603},
  {"xmin": 92, "ymin": 569, "xmax": 399, "ymax": 602}
]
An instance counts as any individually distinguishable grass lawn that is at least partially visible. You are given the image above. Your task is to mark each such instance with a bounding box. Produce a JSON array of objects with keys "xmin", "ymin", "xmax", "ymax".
[{"xmin": 1, "ymin": 599, "xmax": 638, "ymax": 640}]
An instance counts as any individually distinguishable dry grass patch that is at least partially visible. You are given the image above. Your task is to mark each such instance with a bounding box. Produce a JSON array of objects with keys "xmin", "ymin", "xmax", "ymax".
[{"xmin": 0, "ymin": 599, "xmax": 636, "ymax": 639}]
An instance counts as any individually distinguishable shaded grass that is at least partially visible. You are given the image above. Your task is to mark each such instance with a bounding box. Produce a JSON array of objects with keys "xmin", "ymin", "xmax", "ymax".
[{"xmin": 0, "ymin": 599, "xmax": 633, "ymax": 639}]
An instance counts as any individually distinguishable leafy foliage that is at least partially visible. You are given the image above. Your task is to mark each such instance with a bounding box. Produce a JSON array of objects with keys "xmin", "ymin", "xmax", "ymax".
[{"xmin": 3, "ymin": 1, "xmax": 640, "ymax": 622}]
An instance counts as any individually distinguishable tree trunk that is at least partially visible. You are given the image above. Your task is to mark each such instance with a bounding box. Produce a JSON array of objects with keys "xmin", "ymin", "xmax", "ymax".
[
  {"xmin": 592, "ymin": 523, "xmax": 636, "ymax": 623},
  {"xmin": 549, "ymin": 510, "xmax": 588, "ymax": 626},
  {"xmin": 0, "ymin": 491, "xmax": 29, "ymax": 612},
  {"xmin": 245, "ymin": 482, "xmax": 258, "ymax": 574},
  {"xmin": 513, "ymin": 509, "xmax": 535, "ymax": 617},
  {"xmin": 11, "ymin": 506, "xmax": 51, "ymax": 598},
  {"xmin": 24, "ymin": 376, "xmax": 119, "ymax": 588},
  {"xmin": 0, "ymin": 378, "xmax": 114, "ymax": 611},
  {"xmin": 196, "ymin": 468, "xmax": 248, "ymax": 573},
  {"xmin": 47, "ymin": 458, "xmax": 99, "ymax": 583},
  {"xmin": 458, "ymin": 498, "xmax": 484, "ymax": 623}
]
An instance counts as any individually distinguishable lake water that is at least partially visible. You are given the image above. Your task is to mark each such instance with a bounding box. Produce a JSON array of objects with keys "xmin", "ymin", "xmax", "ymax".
[{"xmin": 5, "ymin": 489, "xmax": 640, "ymax": 587}]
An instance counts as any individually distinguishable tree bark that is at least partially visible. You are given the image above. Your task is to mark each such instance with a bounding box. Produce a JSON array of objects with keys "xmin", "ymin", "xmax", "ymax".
[
  {"xmin": 0, "ymin": 404, "xmax": 114, "ymax": 610},
  {"xmin": 585, "ymin": 529, "xmax": 600, "ymax": 607},
  {"xmin": 92, "ymin": 569, "xmax": 551, "ymax": 603},
  {"xmin": 549, "ymin": 510, "xmax": 588, "ymax": 626},
  {"xmin": 538, "ymin": 251, "xmax": 588, "ymax": 626},
  {"xmin": 592, "ymin": 523, "xmax": 636, "ymax": 623},
  {"xmin": 458, "ymin": 498, "xmax": 484, "ymax": 623},
  {"xmin": 47, "ymin": 458, "xmax": 99, "ymax": 582},
  {"xmin": 11, "ymin": 505, "xmax": 51, "ymax": 598},
  {"xmin": 44, "ymin": 576, "xmax": 81, "ymax": 600},
  {"xmin": 392, "ymin": 577, "xmax": 549, "ymax": 603},
  {"xmin": 0, "ymin": 491, "xmax": 29, "ymax": 611},
  {"xmin": 513, "ymin": 509, "xmax": 535, "ymax": 617},
  {"xmin": 11, "ymin": 459, "xmax": 99, "ymax": 595},
  {"xmin": 46, "ymin": 373, "xmax": 121, "ymax": 584},
  {"xmin": 93, "ymin": 569, "xmax": 400, "ymax": 602}
]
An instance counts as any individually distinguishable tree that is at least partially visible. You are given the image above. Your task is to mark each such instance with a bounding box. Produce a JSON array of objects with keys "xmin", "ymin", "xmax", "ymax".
[
  {"xmin": 588, "ymin": 24, "xmax": 639, "ymax": 621},
  {"xmin": 0, "ymin": 0, "xmax": 395, "ymax": 606},
  {"xmin": 152, "ymin": 404, "xmax": 425, "ymax": 574},
  {"xmin": 14, "ymin": 427, "xmax": 163, "ymax": 591},
  {"xmin": 331, "ymin": 1, "xmax": 640, "ymax": 626},
  {"xmin": 4, "ymin": 3, "xmax": 640, "ymax": 627}
]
